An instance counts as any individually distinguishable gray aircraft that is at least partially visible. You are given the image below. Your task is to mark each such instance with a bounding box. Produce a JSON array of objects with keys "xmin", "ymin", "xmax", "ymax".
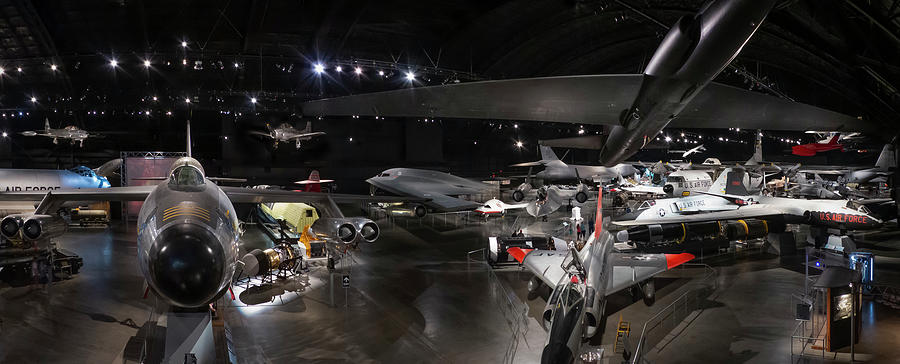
[
  {"xmin": 507, "ymin": 191, "xmax": 694, "ymax": 363},
  {"xmin": 20, "ymin": 118, "xmax": 100, "ymax": 147},
  {"xmin": 252, "ymin": 121, "xmax": 325, "ymax": 149},
  {"xmin": 367, "ymin": 167, "xmax": 495, "ymax": 215},
  {"xmin": 512, "ymin": 146, "xmax": 636, "ymax": 203},
  {"xmin": 0, "ymin": 122, "xmax": 406, "ymax": 308},
  {"xmin": 302, "ymin": 0, "xmax": 870, "ymax": 167},
  {"xmin": 801, "ymin": 144, "xmax": 896, "ymax": 184}
]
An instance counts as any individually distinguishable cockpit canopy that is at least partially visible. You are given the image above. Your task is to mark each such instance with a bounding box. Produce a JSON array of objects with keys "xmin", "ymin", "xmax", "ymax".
[
  {"xmin": 846, "ymin": 200, "xmax": 871, "ymax": 214},
  {"xmin": 170, "ymin": 166, "xmax": 205, "ymax": 187}
]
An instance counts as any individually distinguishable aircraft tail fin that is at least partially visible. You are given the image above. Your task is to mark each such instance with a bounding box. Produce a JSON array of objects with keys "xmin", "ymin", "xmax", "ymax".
[
  {"xmin": 745, "ymin": 130, "xmax": 763, "ymax": 165},
  {"xmin": 94, "ymin": 159, "xmax": 123, "ymax": 177},
  {"xmin": 814, "ymin": 173, "xmax": 824, "ymax": 182},
  {"xmin": 304, "ymin": 170, "xmax": 322, "ymax": 192},
  {"xmin": 709, "ymin": 168, "xmax": 748, "ymax": 195},
  {"xmin": 539, "ymin": 145, "xmax": 560, "ymax": 162},
  {"xmin": 303, "ymin": 121, "xmax": 313, "ymax": 133},
  {"xmin": 44, "ymin": 118, "xmax": 51, "ymax": 131},
  {"xmin": 186, "ymin": 119, "xmax": 192, "ymax": 158},
  {"xmin": 875, "ymin": 144, "xmax": 895, "ymax": 169},
  {"xmin": 827, "ymin": 134, "xmax": 841, "ymax": 145}
]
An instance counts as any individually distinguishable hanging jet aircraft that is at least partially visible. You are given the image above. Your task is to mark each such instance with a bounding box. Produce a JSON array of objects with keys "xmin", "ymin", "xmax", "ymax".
[
  {"xmin": 251, "ymin": 121, "xmax": 325, "ymax": 149},
  {"xmin": 20, "ymin": 118, "xmax": 101, "ymax": 147},
  {"xmin": 302, "ymin": 0, "xmax": 873, "ymax": 167},
  {"xmin": 668, "ymin": 144, "xmax": 707, "ymax": 159},
  {"xmin": 367, "ymin": 167, "xmax": 495, "ymax": 215},
  {"xmin": 506, "ymin": 190, "xmax": 695, "ymax": 363},
  {"xmin": 800, "ymin": 144, "xmax": 896, "ymax": 184},
  {"xmin": 792, "ymin": 134, "xmax": 844, "ymax": 157},
  {"xmin": 0, "ymin": 121, "xmax": 412, "ymax": 309}
]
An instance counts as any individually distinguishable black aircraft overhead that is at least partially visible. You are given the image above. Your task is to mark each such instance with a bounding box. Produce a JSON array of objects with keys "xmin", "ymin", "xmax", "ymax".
[{"xmin": 302, "ymin": 0, "xmax": 874, "ymax": 167}]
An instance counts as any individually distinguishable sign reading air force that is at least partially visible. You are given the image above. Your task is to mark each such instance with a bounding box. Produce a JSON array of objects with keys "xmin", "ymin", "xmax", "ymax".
[{"xmin": 4, "ymin": 185, "xmax": 62, "ymax": 192}]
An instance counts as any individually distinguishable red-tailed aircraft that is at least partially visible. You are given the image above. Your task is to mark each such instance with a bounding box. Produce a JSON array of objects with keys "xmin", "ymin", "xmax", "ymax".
[{"xmin": 792, "ymin": 134, "xmax": 844, "ymax": 156}]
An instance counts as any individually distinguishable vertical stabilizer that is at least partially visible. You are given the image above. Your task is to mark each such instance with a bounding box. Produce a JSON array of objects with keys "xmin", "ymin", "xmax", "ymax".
[
  {"xmin": 304, "ymin": 121, "xmax": 313, "ymax": 133},
  {"xmin": 540, "ymin": 145, "xmax": 560, "ymax": 162},
  {"xmin": 875, "ymin": 144, "xmax": 895, "ymax": 169},
  {"xmin": 745, "ymin": 130, "xmax": 763, "ymax": 165},
  {"xmin": 186, "ymin": 119, "xmax": 192, "ymax": 158},
  {"xmin": 709, "ymin": 168, "xmax": 748, "ymax": 195},
  {"xmin": 44, "ymin": 118, "xmax": 51, "ymax": 131}
]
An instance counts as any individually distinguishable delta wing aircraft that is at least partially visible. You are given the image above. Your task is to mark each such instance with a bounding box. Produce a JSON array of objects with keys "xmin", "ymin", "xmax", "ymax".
[
  {"xmin": 302, "ymin": 0, "xmax": 874, "ymax": 167},
  {"xmin": 0, "ymin": 122, "xmax": 415, "ymax": 309},
  {"xmin": 251, "ymin": 121, "xmax": 325, "ymax": 149},
  {"xmin": 367, "ymin": 167, "xmax": 494, "ymax": 215},
  {"xmin": 507, "ymin": 190, "xmax": 694, "ymax": 363},
  {"xmin": 20, "ymin": 118, "xmax": 101, "ymax": 147}
]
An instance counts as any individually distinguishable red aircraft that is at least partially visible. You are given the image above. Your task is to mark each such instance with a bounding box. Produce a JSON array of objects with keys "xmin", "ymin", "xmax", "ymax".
[
  {"xmin": 293, "ymin": 170, "xmax": 334, "ymax": 192},
  {"xmin": 792, "ymin": 134, "xmax": 844, "ymax": 156}
]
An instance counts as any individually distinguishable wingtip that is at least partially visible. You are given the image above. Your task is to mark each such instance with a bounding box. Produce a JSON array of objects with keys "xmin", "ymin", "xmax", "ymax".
[
  {"xmin": 506, "ymin": 247, "xmax": 533, "ymax": 263},
  {"xmin": 665, "ymin": 253, "xmax": 695, "ymax": 269}
]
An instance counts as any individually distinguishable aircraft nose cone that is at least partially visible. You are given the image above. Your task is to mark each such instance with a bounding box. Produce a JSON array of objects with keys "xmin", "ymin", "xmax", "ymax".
[{"xmin": 149, "ymin": 223, "xmax": 225, "ymax": 307}]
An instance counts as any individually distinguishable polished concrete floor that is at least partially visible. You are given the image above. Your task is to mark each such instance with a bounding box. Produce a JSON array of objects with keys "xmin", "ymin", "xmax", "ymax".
[{"xmin": 2, "ymin": 211, "xmax": 900, "ymax": 363}]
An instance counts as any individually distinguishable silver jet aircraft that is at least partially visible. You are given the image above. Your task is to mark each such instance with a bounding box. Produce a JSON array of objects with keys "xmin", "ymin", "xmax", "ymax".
[
  {"xmin": 20, "ymin": 118, "xmax": 100, "ymax": 147},
  {"xmin": 367, "ymin": 167, "xmax": 495, "ymax": 215},
  {"xmin": 512, "ymin": 146, "xmax": 636, "ymax": 203},
  {"xmin": 0, "ymin": 122, "xmax": 408, "ymax": 308},
  {"xmin": 302, "ymin": 0, "xmax": 872, "ymax": 166},
  {"xmin": 252, "ymin": 121, "xmax": 325, "ymax": 149},
  {"xmin": 507, "ymin": 191, "xmax": 694, "ymax": 363}
]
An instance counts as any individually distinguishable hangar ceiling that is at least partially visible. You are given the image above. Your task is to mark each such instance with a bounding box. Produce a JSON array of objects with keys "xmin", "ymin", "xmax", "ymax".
[{"xmin": 0, "ymin": 0, "xmax": 897, "ymax": 130}]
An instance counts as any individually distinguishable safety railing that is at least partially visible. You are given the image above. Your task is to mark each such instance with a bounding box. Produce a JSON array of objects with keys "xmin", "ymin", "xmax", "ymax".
[
  {"xmin": 789, "ymin": 291, "xmax": 827, "ymax": 359},
  {"xmin": 625, "ymin": 263, "xmax": 717, "ymax": 364}
]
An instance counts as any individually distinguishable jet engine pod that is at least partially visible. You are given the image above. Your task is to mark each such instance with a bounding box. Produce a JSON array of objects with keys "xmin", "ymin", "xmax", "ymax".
[
  {"xmin": 21, "ymin": 214, "xmax": 67, "ymax": 241},
  {"xmin": 311, "ymin": 218, "xmax": 358, "ymax": 243},
  {"xmin": 575, "ymin": 191, "xmax": 588, "ymax": 204},
  {"xmin": 641, "ymin": 280, "xmax": 656, "ymax": 306},
  {"xmin": 413, "ymin": 204, "xmax": 427, "ymax": 218},
  {"xmin": 0, "ymin": 214, "xmax": 29, "ymax": 239},
  {"xmin": 352, "ymin": 218, "xmax": 380, "ymax": 243},
  {"xmin": 512, "ymin": 183, "xmax": 532, "ymax": 202}
]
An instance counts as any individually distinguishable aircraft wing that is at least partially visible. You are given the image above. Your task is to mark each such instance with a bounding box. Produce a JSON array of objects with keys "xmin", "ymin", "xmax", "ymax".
[
  {"xmin": 287, "ymin": 132, "xmax": 326, "ymax": 140},
  {"xmin": 606, "ymin": 252, "xmax": 694, "ymax": 295},
  {"xmin": 0, "ymin": 186, "xmax": 156, "ymax": 214},
  {"xmin": 613, "ymin": 204, "xmax": 787, "ymax": 226},
  {"xmin": 218, "ymin": 186, "xmax": 423, "ymax": 205},
  {"xmin": 301, "ymin": 75, "xmax": 873, "ymax": 132},
  {"xmin": 248, "ymin": 131, "xmax": 273, "ymax": 138},
  {"xmin": 507, "ymin": 247, "xmax": 569, "ymax": 289}
]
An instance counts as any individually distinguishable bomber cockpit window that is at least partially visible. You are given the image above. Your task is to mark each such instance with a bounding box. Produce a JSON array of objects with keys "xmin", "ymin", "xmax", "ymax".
[{"xmin": 170, "ymin": 166, "xmax": 204, "ymax": 186}]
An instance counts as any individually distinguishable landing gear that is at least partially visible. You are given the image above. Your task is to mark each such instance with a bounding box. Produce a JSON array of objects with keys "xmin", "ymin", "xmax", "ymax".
[{"xmin": 527, "ymin": 276, "xmax": 543, "ymax": 294}]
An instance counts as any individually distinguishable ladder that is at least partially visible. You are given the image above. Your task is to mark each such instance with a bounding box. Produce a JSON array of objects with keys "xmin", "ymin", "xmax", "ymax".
[{"xmin": 614, "ymin": 314, "xmax": 631, "ymax": 354}]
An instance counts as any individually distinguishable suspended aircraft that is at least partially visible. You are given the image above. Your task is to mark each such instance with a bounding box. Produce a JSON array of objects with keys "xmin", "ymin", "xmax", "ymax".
[
  {"xmin": 367, "ymin": 167, "xmax": 494, "ymax": 215},
  {"xmin": 251, "ymin": 121, "xmax": 325, "ymax": 149},
  {"xmin": 302, "ymin": 0, "xmax": 873, "ymax": 167},
  {"xmin": 792, "ymin": 134, "xmax": 844, "ymax": 157},
  {"xmin": 474, "ymin": 198, "xmax": 528, "ymax": 216},
  {"xmin": 20, "ymin": 118, "xmax": 101, "ymax": 147}
]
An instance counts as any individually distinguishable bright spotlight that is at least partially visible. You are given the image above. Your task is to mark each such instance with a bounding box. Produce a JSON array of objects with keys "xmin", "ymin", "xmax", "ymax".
[
  {"xmin": 354, "ymin": 67, "xmax": 363, "ymax": 74},
  {"xmin": 0, "ymin": 67, "xmax": 4, "ymax": 75},
  {"xmin": 184, "ymin": 97, "xmax": 191, "ymax": 103},
  {"xmin": 514, "ymin": 124, "xmax": 518, "ymax": 128},
  {"xmin": 144, "ymin": 60, "xmax": 151, "ymax": 68},
  {"xmin": 1, "ymin": 132, "xmax": 6, "ymax": 137},
  {"xmin": 109, "ymin": 59, "xmax": 118, "ymax": 67},
  {"xmin": 515, "ymin": 141, "xmax": 523, "ymax": 148},
  {"xmin": 250, "ymin": 97, "xmax": 257, "ymax": 104},
  {"xmin": 16, "ymin": 67, "xmax": 22, "ymax": 72},
  {"xmin": 578, "ymin": 129, "xmax": 585, "ymax": 135},
  {"xmin": 405, "ymin": 71, "xmax": 415, "ymax": 81},
  {"xmin": 314, "ymin": 63, "xmax": 325, "ymax": 73},
  {"xmin": 680, "ymin": 132, "xmax": 685, "ymax": 137},
  {"xmin": 30, "ymin": 97, "xmax": 37, "ymax": 103},
  {"xmin": 233, "ymin": 62, "xmax": 240, "ymax": 68},
  {"xmin": 50, "ymin": 64, "xmax": 57, "ymax": 71},
  {"xmin": 181, "ymin": 41, "xmax": 188, "ymax": 48},
  {"xmin": 378, "ymin": 70, "xmax": 385, "ymax": 76},
  {"xmin": 664, "ymin": 136, "xmax": 672, "ymax": 142},
  {"xmin": 335, "ymin": 66, "xmax": 342, "ymax": 72},
  {"xmin": 152, "ymin": 96, "xmax": 158, "ymax": 101}
]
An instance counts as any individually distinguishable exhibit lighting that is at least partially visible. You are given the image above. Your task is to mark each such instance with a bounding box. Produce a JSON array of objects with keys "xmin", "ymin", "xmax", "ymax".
[
  {"xmin": 349, "ymin": 137, "xmax": 353, "ymax": 142},
  {"xmin": 378, "ymin": 70, "xmax": 385, "ymax": 76},
  {"xmin": 181, "ymin": 41, "xmax": 188, "ymax": 48},
  {"xmin": 759, "ymin": 132, "xmax": 763, "ymax": 137},
  {"xmin": 144, "ymin": 60, "xmax": 151, "ymax": 68},
  {"xmin": 250, "ymin": 97, "xmax": 257, "ymax": 104},
  {"xmin": 234, "ymin": 62, "xmax": 240, "ymax": 68},
  {"xmin": 314, "ymin": 63, "xmax": 325, "ymax": 74},
  {"xmin": 1, "ymin": 132, "xmax": 6, "ymax": 137},
  {"xmin": 185, "ymin": 97, "xmax": 191, "ymax": 103},
  {"xmin": 736, "ymin": 128, "xmax": 740, "ymax": 131},
  {"xmin": 405, "ymin": 71, "xmax": 415, "ymax": 81},
  {"xmin": 355, "ymin": 67, "xmax": 363, "ymax": 74},
  {"xmin": 152, "ymin": 96, "xmax": 158, "ymax": 101},
  {"xmin": 664, "ymin": 136, "xmax": 672, "ymax": 142},
  {"xmin": 680, "ymin": 132, "xmax": 685, "ymax": 137},
  {"xmin": 16, "ymin": 67, "xmax": 22, "ymax": 72},
  {"xmin": 50, "ymin": 64, "xmax": 57, "ymax": 71},
  {"xmin": 30, "ymin": 97, "xmax": 37, "ymax": 103},
  {"xmin": 182, "ymin": 58, "xmax": 188, "ymax": 65},
  {"xmin": 578, "ymin": 129, "xmax": 585, "ymax": 134},
  {"xmin": 719, "ymin": 137, "xmax": 724, "ymax": 141},
  {"xmin": 0, "ymin": 67, "xmax": 4, "ymax": 75},
  {"xmin": 109, "ymin": 59, "xmax": 118, "ymax": 67},
  {"xmin": 514, "ymin": 124, "xmax": 518, "ymax": 128},
  {"xmin": 335, "ymin": 66, "xmax": 343, "ymax": 72},
  {"xmin": 515, "ymin": 141, "xmax": 523, "ymax": 148}
]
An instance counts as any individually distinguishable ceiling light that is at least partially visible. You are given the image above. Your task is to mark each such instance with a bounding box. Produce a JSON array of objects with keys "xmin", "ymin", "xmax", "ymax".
[
  {"xmin": 355, "ymin": 67, "xmax": 362, "ymax": 74},
  {"xmin": 30, "ymin": 97, "xmax": 37, "ymax": 103},
  {"xmin": 181, "ymin": 41, "xmax": 188, "ymax": 48},
  {"xmin": 109, "ymin": 59, "xmax": 118, "ymax": 67},
  {"xmin": 378, "ymin": 70, "xmax": 385, "ymax": 76},
  {"xmin": 184, "ymin": 97, "xmax": 191, "ymax": 103},
  {"xmin": 515, "ymin": 141, "xmax": 523, "ymax": 148},
  {"xmin": 144, "ymin": 60, "xmax": 151, "ymax": 68},
  {"xmin": 335, "ymin": 66, "xmax": 342, "ymax": 72},
  {"xmin": 250, "ymin": 97, "xmax": 257, "ymax": 104},
  {"xmin": 2, "ymin": 132, "xmax": 7, "ymax": 137},
  {"xmin": 233, "ymin": 62, "xmax": 240, "ymax": 68},
  {"xmin": 578, "ymin": 129, "xmax": 585, "ymax": 134},
  {"xmin": 314, "ymin": 63, "xmax": 325, "ymax": 73},
  {"xmin": 16, "ymin": 67, "xmax": 22, "ymax": 72},
  {"xmin": 405, "ymin": 71, "xmax": 415, "ymax": 81},
  {"xmin": 152, "ymin": 96, "xmax": 158, "ymax": 101},
  {"xmin": 664, "ymin": 136, "xmax": 672, "ymax": 142},
  {"xmin": 50, "ymin": 64, "xmax": 57, "ymax": 71},
  {"xmin": 0, "ymin": 67, "xmax": 4, "ymax": 75}
]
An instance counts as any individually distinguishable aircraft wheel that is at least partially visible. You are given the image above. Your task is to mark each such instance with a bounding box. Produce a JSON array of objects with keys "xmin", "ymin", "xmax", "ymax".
[
  {"xmin": 512, "ymin": 190, "xmax": 525, "ymax": 202},
  {"xmin": 575, "ymin": 191, "xmax": 588, "ymax": 204},
  {"xmin": 527, "ymin": 276, "xmax": 543, "ymax": 294}
]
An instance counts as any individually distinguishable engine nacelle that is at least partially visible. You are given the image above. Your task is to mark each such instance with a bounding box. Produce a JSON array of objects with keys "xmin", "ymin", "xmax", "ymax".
[
  {"xmin": 310, "ymin": 218, "xmax": 357, "ymax": 244},
  {"xmin": 350, "ymin": 218, "xmax": 380, "ymax": 243},
  {"xmin": 239, "ymin": 243, "xmax": 303, "ymax": 278},
  {"xmin": 574, "ymin": 183, "xmax": 590, "ymax": 204},
  {"xmin": 21, "ymin": 214, "xmax": 67, "ymax": 241},
  {"xmin": 0, "ymin": 213, "xmax": 30, "ymax": 239},
  {"xmin": 512, "ymin": 183, "xmax": 532, "ymax": 202},
  {"xmin": 639, "ymin": 280, "xmax": 656, "ymax": 307}
]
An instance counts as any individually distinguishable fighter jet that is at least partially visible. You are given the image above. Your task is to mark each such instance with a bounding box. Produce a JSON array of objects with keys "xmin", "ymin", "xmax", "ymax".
[
  {"xmin": 302, "ymin": 0, "xmax": 872, "ymax": 167},
  {"xmin": 367, "ymin": 167, "xmax": 495, "ymax": 215},
  {"xmin": 20, "ymin": 118, "xmax": 100, "ymax": 147},
  {"xmin": 251, "ymin": 121, "xmax": 325, "ymax": 149},
  {"xmin": 614, "ymin": 169, "xmax": 885, "ymax": 246},
  {"xmin": 668, "ymin": 144, "xmax": 707, "ymax": 159},
  {"xmin": 0, "ymin": 159, "xmax": 119, "ymax": 216},
  {"xmin": 474, "ymin": 198, "xmax": 527, "ymax": 216},
  {"xmin": 511, "ymin": 146, "xmax": 637, "ymax": 203},
  {"xmin": 0, "ymin": 121, "xmax": 410, "ymax": 308},
  {"xmin": 507, "ymin": 190, "xmax": 694, "ymax": 363},
  {"xmin": 800, "ymin": 144, "xmax": 896, "ymax": 184}
]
